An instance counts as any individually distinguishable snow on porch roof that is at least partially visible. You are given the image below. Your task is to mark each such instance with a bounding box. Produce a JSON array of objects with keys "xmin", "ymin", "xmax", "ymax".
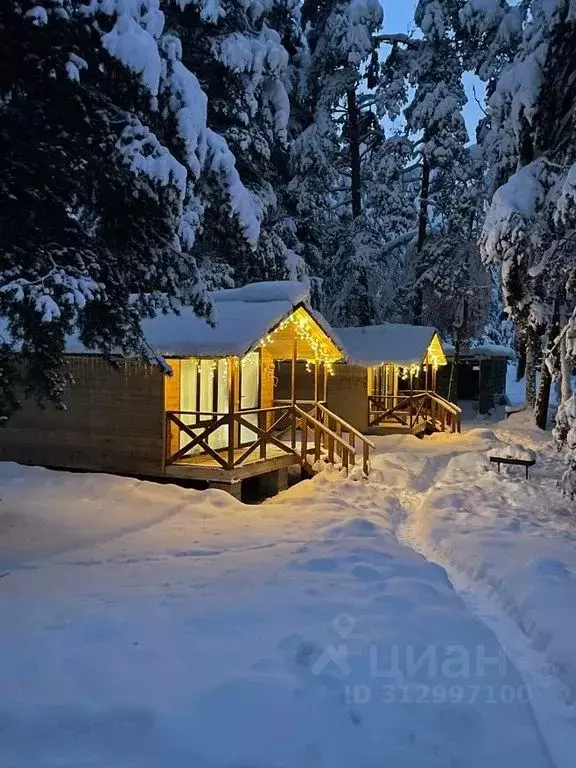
[
  {"xmin": 64, "ymin": 281, "xmax": 338, "ymax": 358},
  {"xmin": 334, "ymin": 323, "xmax": 440, "ymax": 367}
]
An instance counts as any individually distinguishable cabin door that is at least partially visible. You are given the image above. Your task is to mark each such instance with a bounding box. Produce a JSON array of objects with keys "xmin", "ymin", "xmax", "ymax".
[{"xmin": 240, "ymin": 352, "xmax": 260, "ymax": 444}]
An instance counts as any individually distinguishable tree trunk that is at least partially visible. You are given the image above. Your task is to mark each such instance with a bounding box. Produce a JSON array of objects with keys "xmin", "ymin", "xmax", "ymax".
[
  {"xmin": 534, "ymin": 355, "xmax": 552, "ymax": 429},
  {"xmin": 417, "ymin": 156, "xmax": 430, "ymax": 252},
  {"xmin": 561, "ymin": 332, "xmax": 572, "ymax": 404},
  {"xmin": 447, "ymin": 354, "xmax": 459, "ymax": 405},
  {"xmin": 535, "ymin": 305, "xmax": 560, "ymax": 429},
  {"xmin": 347, "ymin": 87, "xmax": 361, "ymax": 220},
  {"xmin": 516, "ymin": 346, "xmax": 526, "ymax": 382},
  {"xmin": 525, "ymin": 331, "xmax": 538, "ymax": 409},
  {"xmin": 413, "ymin": 155, "xmax": 430, "ymax": 325},
  {"xmin": 448, "ymin": 297, "xmax": 468, "ymax": 404}
]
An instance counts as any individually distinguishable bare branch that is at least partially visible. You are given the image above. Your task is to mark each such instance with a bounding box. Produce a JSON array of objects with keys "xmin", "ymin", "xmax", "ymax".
[
  {"xmin": 472, "ymin": 85, "xmax": 488, "ymax": 118},
  {"xmin": 373, "ymin": 32, "xmax": 419, "ymax": 48}
]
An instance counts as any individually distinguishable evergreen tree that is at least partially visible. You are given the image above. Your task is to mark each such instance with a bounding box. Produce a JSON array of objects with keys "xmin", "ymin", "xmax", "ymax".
[
  {"xmin": 0, "ymin": 0, "xmax": 286, "ymax": 416},
  {"xmin": 291, "ymin": 0, "xmax": 384, "ymax": 323},
  {"xmin": 376, "ymin": 0, "xmax": 489, "ymax": 335},
  {"xmin": 163, "ymin": 0, "xmax": 308, "ymax": 287},
  {"xmin": 404, "ymin": 1, "xmax": 470, "ymax": 324},
  {"xmin": 479, "ymin": 1, "xmax": 576, "ymax": 484},
  {"xmin": 0, "ymin": 1, "xmax": 200, "ymax": 416}
]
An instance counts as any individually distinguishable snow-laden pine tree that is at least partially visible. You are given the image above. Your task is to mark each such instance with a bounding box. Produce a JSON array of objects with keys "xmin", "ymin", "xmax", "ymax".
[
  {"xmin": 376, "ymin": 0, "xmax": 491, "ymax": 337},
  {"xmin": 163, "ymin": 0, "xmax": 309, "ymax": 288},
  {"xmin": 290, "ymin": 0, "xmax": 385, "ymax": 324},
  {"xmin": 0, "ymin": 0, "xmax": 306, "ymax": 416},
  {"xmin": 414, "ymin": 147, "xmax": 491, "ymax": 338},
  {"xmin": 479, "ymin": 0, "xmax": 576, "ymax": 488},
  {"xmin": 1, "ymin": 0, "xmax": 206, "ymax": 416},
  {"xmin": 407, "ymin": 1, "xmax": 472, "ymax": 326},
  {"xmin": 458, "ymin": 0, "xmax": 524, "ymax": 83}
]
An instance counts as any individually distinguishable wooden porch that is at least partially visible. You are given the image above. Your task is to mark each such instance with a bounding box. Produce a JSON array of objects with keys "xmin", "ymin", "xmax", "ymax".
[
  {"xmin": 164, "ymin": 401, "xmax": 375, "ymax": 485},
  {"xmin": 368, "ymin": 390, "xmax": 461, "ymax": 435}
]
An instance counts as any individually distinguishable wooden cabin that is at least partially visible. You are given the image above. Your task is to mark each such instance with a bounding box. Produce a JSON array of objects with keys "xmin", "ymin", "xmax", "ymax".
[
  {"xmin": 277, "ymin": 322, "xmax": 461, "ymax": 436},
  {"xmin": 438, "ymin": 344, "xmax": 513, "ymax": 414},
  {"xmin": 0, "ymin": 283, "xmax": 374, "ymax": 497},
  {"xmin": 335, "ymin": 324, "xmax": 461, "ymax": 434}
]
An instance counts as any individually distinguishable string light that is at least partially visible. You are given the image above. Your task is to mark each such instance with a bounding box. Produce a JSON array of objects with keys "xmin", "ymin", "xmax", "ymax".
[
  {"xmin": 258, "ymin": 308, "xmax": 340, "ymax": 368},
  {"xmin": 397, "ymin": 363, "xmax": 423, "ymax": 380}
]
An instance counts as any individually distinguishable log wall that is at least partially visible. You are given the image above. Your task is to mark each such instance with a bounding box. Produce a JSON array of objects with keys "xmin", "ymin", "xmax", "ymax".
[
  {"xmin": 260, "ymin": 349, "xmax": 275, "ymax": 409},
  {"xmin": 326, "ymin": 363, "xmax": 369, "ymax": 433},
  {"xmin": 0, "ymin": 356, "xmax": 166, "ymax": 475},
  {"xmin": 276, "ymin": 361, "xmax": 369, "ymax": 432},
  {"xmin": 165, "ymin": 358, "xmax": 181, "ymax": 457}
]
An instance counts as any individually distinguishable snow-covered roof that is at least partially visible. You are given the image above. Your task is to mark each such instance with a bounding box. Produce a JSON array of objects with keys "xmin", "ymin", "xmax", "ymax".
[
  {"xmin": 209, "ymin": 281, "xmax": 309, "ymax": 305},
  {"xmin": 66, "ymin": 301, "xmax": 296, "ymax": 358},
  {"xmin": 444, "ymin": 344, "xmax": 514, "ymax": 360},
  {"xmin": 335, "ymin": 323, "xmax": 440, "ymax": 367},
  {"xmin": 64, "ymin": 281, "xmax": 339, "ymax": 359}
]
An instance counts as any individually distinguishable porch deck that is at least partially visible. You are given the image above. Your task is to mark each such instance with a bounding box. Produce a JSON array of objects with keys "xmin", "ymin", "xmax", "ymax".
[
  {"xmin": 164, "ymin": 445, "xmax": 299, "ymax": 482},
  {"xmin": 164, "ymin": 402, "xmax": 375, "ymax": 489}
]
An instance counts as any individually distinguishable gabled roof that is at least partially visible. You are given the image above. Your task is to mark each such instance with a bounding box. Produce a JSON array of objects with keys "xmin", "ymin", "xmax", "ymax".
[
  {"xmin": 334, "ymin": 323, "xmax": 441, "ymax": 367},
  {"xmin": 131, "ymin": 301, "xmax": 298, "ymax": 358},
  {"xmin": 64, "ymin": 281, "xmax": 341, "ymax": 359}
]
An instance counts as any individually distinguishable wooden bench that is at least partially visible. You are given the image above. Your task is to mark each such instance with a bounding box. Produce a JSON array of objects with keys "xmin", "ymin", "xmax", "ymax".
[
  {"xmin": 505, "ymin": 405, "xmax": 526, "ymax": 419},
  {"xmin": 489, "ymin": 455, "xmax": 536, "ymax": 479}
]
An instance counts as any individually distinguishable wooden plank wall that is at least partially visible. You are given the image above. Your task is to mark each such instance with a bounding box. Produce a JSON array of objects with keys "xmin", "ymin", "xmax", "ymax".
[
  {"xmin": 164, "ymin": 358, "xmax": 181, "ymax": 457},
  {"xmin": 260, "ymin": 350, "xmax": 276, "ymax": 409},
  {"xmin": 479, "ymin": 358, "xmax": 508, "ymax": 412},
  {"xmin": 0, "ymin": 356, "xmax": 166, "ymax": 476},
  {"xmin": 326, "ymin": 364, "xmax": 369, "ymax": 433}
]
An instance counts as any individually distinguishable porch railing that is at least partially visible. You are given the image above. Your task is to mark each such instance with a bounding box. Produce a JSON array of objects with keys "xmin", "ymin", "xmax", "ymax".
[
  {"xmin": 165, "ymin": 402, "xmax": 374, "ymax": 475},
  {"xmin": 275, "ymin": 400, "xmax": 375, "ymax": 475},
  {"xmin": 368, "ymin": 391, "xmax": 461, "ymax": 434}
]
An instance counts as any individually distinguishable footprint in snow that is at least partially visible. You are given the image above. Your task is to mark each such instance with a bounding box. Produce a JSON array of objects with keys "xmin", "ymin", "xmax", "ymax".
[
  {"xmin": 293, "ymin": 557, "xmax": 338, "ymax": 573},
  {"xmin": 351, "ymin": 563, "xmax": 383, "ymax": 582}
]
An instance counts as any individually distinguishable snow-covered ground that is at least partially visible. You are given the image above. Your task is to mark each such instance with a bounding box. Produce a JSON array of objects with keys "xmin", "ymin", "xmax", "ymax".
[
  {"xmin": 370, "ymin": 413, "xmax": 576, "ymax": 768},
  {"xmin": 1, "ymin": 408, "xmax": 575, "ymax": 766}
]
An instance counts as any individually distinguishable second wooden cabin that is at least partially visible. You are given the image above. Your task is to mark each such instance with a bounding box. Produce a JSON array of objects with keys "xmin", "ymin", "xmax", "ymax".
[{"xmin": 277, "ymin": 322, "xmax": 461, "ymax": 435}]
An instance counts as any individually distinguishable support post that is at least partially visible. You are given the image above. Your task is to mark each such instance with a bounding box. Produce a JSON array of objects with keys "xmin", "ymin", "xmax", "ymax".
[
  {"xmin": 291, "ymin": 325, "xmax": 297, "ymax": 449},
  {"xmin": 314, "ymin": 359, "xmax": 319, "ymax": 420},
  {"xmin": 409, "ymin": 372, "xmax": 413, "ymax": 430},
  {"xmin": 258, "ymin": 410, "xmax": 266, "ymax": 459},
  {"xmin": 227, "ymin": 357, "xmax": 237, "ymax": 469},
  {"xmin": 323, "ymin": 362, "xmax": 328, "ymax": 401},
  {"xmin": 362, "ymin": 442, "xmax": 369, "ymax": 476}
]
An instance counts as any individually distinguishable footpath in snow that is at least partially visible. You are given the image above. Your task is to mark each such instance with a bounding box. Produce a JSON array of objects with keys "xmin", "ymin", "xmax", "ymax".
[
  {"xmin": 369, "ymin": 411, "xmax": 576, "ymax": 768},
  {"xmin": 0, "ymin": 410, "xmax": 574, "ymax": 766}
]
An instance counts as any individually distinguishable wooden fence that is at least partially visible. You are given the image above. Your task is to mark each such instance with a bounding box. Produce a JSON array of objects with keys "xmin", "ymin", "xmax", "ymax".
[{"xmin": 368, "ymin": 390, "xmax": 461, "ymax": 434}]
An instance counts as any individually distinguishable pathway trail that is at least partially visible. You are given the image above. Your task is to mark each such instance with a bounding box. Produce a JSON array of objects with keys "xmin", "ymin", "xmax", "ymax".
[{"xmin": 364, "ymin": 438, "xmax": 576, "ymax": 768}]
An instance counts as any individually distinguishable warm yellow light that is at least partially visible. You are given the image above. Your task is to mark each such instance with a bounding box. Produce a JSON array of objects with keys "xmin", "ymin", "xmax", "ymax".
[{"xmin": 261, "ymin": 311, "xmax": 338, "ymax": 366}]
